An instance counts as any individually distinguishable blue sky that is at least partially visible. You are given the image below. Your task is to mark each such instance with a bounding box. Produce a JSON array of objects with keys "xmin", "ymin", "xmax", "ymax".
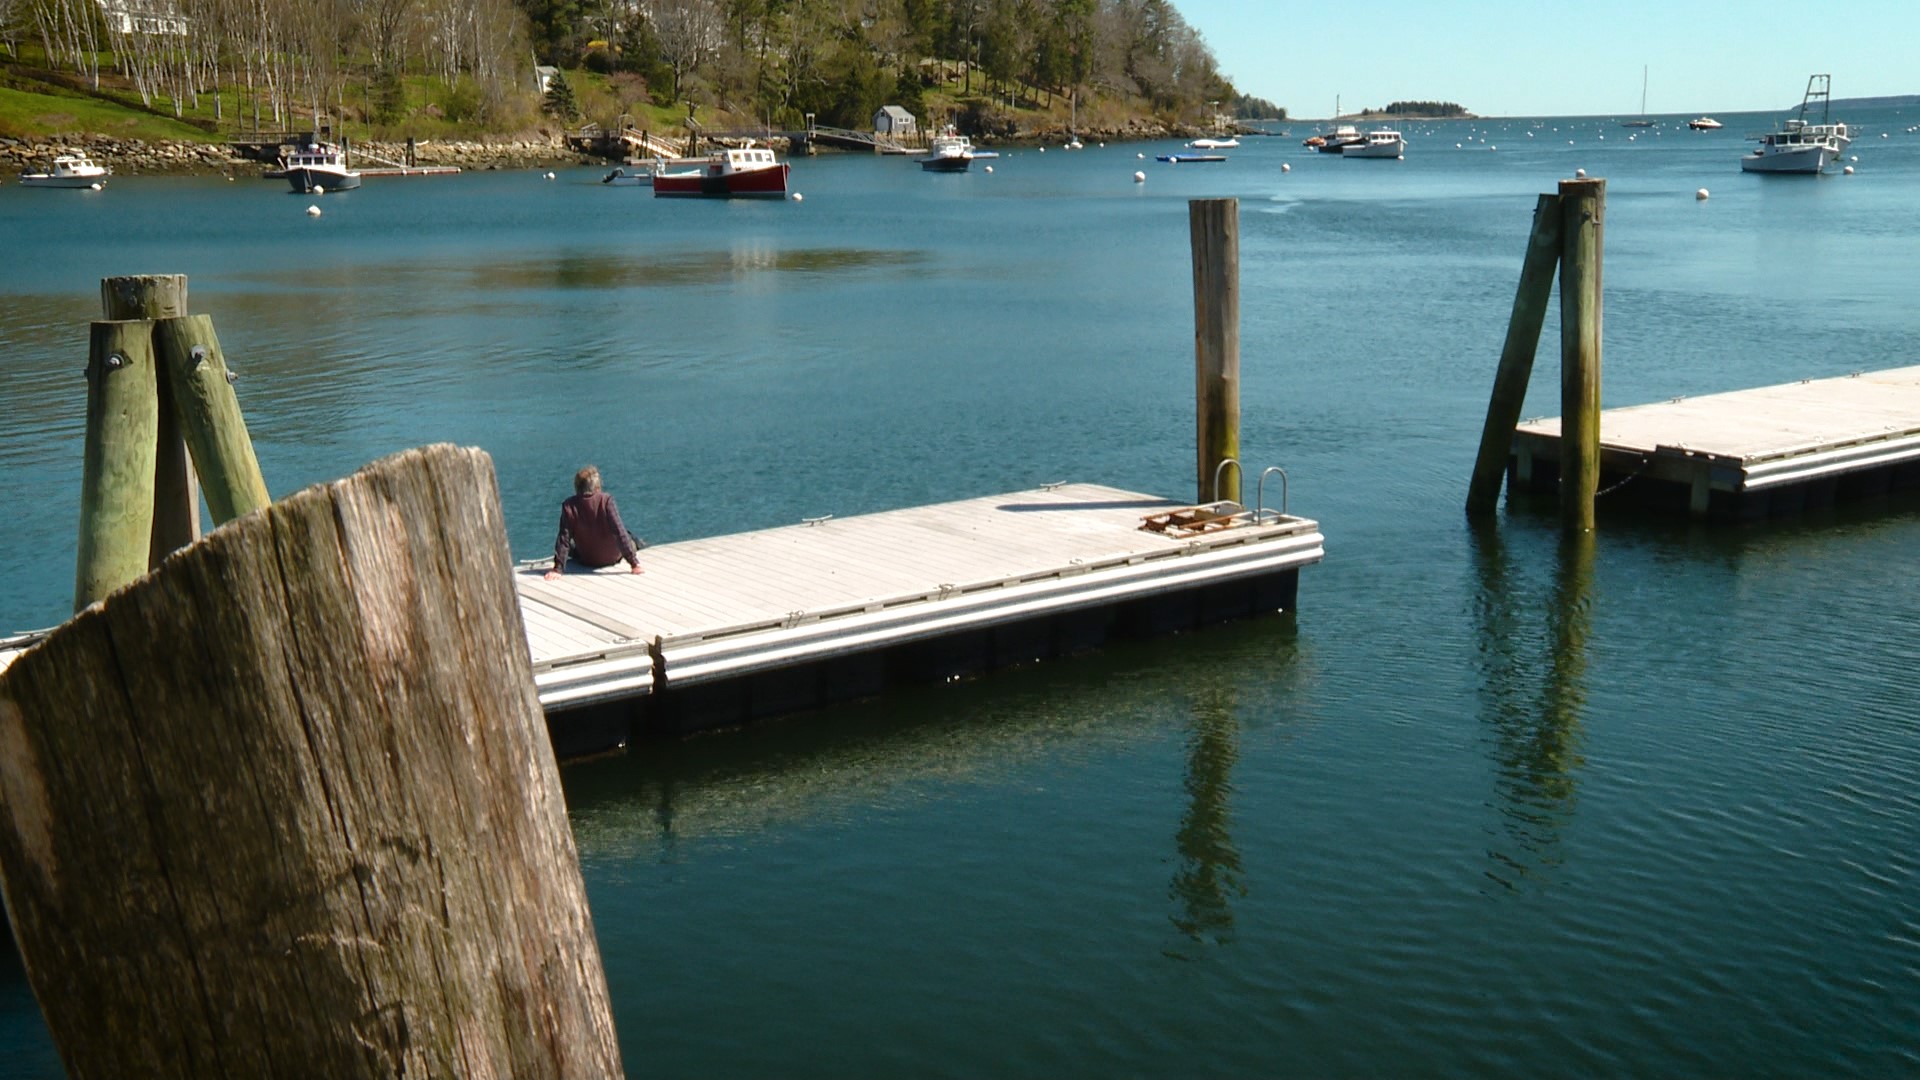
[{"xmin": 1176, "ymin": 0, "xmax": 1916, "ymax": 118}]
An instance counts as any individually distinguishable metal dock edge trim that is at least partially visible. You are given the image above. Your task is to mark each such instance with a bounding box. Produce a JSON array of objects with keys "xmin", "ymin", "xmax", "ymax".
[
  {"xmin": 1737, "ymin": 431, "xmax": 1920, "ymax": 491},
  {"xmin": 535, "ymin": 652, "xmax": 657, "ymax": 710},
  {"xmin": 657, "ymin": 528, "xmax": 1325, "ymax": 687}
]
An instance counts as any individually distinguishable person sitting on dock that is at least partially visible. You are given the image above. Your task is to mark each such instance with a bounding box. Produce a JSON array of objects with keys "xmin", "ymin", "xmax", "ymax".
[{"xmin": 544, "ymin": 465, "xmax": 644, "ymax": 580}]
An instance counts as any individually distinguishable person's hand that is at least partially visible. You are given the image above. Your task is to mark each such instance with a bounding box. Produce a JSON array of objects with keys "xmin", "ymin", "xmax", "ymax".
[
  {"xmin": 543, "ymin": 569, "xmax": 560, "ymax": 581},
  {"xmin": 629, "ymin": 563, "xmax": 645, "ymax": 575}
]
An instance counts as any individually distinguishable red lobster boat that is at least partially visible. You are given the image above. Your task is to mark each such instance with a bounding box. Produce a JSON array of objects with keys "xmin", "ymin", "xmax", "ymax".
[{"xmin": 652, "ymin": 144, "xmax": 790, "ymax": 198}]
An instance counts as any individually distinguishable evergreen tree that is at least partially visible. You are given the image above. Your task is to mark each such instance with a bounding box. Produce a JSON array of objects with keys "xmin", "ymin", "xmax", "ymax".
[{"xmin": 544, "ymin": 69, "xmax": 581, "ymax": 121}]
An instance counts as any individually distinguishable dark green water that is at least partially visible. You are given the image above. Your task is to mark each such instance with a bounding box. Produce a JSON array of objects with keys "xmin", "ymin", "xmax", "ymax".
[{"xmin": 3, "ymin": 110, "xmax": 1919, "ymax": 1076}]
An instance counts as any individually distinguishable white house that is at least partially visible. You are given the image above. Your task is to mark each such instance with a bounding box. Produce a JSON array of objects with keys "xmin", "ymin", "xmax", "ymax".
[
  {"xmin": 95, "ymin": 0, "xmax": 188, "ymax": 36},
  {"xmin": 873, "ymin": 105, "xmax": 916, "ymax": 138},
  {"xmin": 535, "ymin": 65, "xmax": 560, "ymax": 94}
]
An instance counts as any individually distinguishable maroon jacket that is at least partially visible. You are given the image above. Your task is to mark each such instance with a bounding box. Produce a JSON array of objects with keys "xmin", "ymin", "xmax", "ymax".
[{"xmin": 552, "ymin": 491, "xmax": 640, "ymax": 570}]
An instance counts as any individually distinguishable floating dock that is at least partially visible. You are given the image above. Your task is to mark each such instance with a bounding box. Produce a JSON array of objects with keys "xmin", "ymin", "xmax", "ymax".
[
  {"xmin": 1511, "ymin": 366, "xmax": 1920, "ymax": 519},
  {"xmin": 2, "ymin": 483, "xmax": 1323, "ymax": 758}
]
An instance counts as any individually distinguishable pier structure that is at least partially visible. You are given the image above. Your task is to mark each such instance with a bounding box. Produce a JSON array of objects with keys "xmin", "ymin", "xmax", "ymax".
[
  {"xmin": 2, "ymin": 482, "xmax": 1322, "ymax": 758},
  {"xmin": 1510, "ymin": 366, "xmax": 1920, "ymax": 519},
  {"xmin": 521, "ymin": 482, "xmax": 1323, "ymax": 756}
]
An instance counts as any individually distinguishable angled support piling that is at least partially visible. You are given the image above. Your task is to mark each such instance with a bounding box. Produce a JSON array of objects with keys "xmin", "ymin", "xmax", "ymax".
[
  {"xmin": 4, "ymin": 445, "xmax": 623, "ymax": 1079},
  {"xmin": 1466, "ymin": 193, "xmax": 1563, "ymax": 516},
  {"xmin": 1558, "ymin": 179, "xmax": 1606, "ymax": 531},
  {"xmin": 1190, "ymin": 198, "xmax": 1241, "ymax": 505},
  {"xmin": 153, "ymin": 315, "xmax": 270, "ymax": 524}
]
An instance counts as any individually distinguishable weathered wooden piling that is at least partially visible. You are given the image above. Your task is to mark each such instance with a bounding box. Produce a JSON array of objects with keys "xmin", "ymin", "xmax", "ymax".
[
  {"xmin": 153, "ymin": 315, "xmax": 270, "ymax": 524},
  {"xmin": 2, "ymin": 445, "xmax": 623, "ymax": 1079},
  {"xmin": 100, "ymin": 274, "xmax": 198, "ymax": 561},
  {"xmin": 1466, "ymin": 194, "xmax": 1564, "ymax": 517},
  {"xmin": 1190, "ymin": 198, "xmax": 1241, "ymax": 504},
  {"xmin": 1557, "ymin": 178, "xmax": 1606, "ymax": 531},
  {"xmin": 73, "ymin": 320, "xmax": 159, "ymax": 611}
]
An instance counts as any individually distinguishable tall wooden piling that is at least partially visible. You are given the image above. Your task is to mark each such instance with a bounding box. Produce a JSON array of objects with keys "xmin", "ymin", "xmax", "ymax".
[
  {"xmin": 1557, "ymin": 178, "xmax": 1605, "ymax": 531},
  {"xmin": 1190, "ymin": 198, "xmax": 1241, "ymax": 505},
  {"xmin": 153, "ymin": 315, "xmax": 270, "ymax": 524},
  {"xmin": 100, "ymin": 274, "xmax": 199, "ymax": 561},
  {"xmin": 73, "ymin": 320, "xmax": 160, "ymax": 611},
  {"xmin": 1465, "ymin": 194, "xmax": 1564, "ymax": 516},
  {"xmin": 3, "ymin": 445, "xmax": 623, "ymax": 1079}
]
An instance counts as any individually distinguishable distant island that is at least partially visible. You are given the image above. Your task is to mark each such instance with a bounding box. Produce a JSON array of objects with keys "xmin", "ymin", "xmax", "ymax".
[
  {"xmin": 1357, "ymin": 101, "xmax": 1473, "ymax": 119},
  {"xmin": 1828, "ymin": 95, "xmax": 1920, "ymax": 109}
]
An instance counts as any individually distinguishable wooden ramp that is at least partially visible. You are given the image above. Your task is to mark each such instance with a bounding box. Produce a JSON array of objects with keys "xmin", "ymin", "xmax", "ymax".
[{"xmin": 1511, "ymin": 365, "xmax": 1920, "ymax": 517}]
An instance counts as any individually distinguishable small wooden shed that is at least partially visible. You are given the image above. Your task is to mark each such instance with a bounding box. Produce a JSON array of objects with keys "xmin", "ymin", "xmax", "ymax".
[{"xmin": 874, "ymin": 105, "xmax": 917, "ymax": 137}]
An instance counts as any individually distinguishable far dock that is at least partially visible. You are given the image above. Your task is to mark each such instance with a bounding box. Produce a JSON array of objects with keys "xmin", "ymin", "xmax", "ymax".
[{"xmin": 1511, "ymin": 365, "xmax": 1920, "ymax": 518}]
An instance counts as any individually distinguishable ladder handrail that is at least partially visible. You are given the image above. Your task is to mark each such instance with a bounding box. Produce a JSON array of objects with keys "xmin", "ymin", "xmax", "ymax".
[
  {"xmin": 1257, "ymin": 466, "xmax": 1289, "ymax": 521},
  {"xmin": 1211, "ymin": 458, "xmax": 1243, "ymax": 506}
]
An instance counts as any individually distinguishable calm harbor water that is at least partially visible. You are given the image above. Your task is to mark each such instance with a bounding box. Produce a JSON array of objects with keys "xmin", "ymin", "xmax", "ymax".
[{"xmin": 3, "ymin": 109, "xmax": 1920, "ymax": 1076}]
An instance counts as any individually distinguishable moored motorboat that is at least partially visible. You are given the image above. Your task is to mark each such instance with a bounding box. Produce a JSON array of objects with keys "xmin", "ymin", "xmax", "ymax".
[
  {"xmin": 602, "ymin": 165, "xmax": 653, "ymax": 186},
  {"xmin": 653, "ymin": 143, "xmax": 790, "ymax": 197},
  {"xmin": 1688, "ymin": 116, "xmax": 1724, "ymax": 130},
  {"xmin": 1741, "ymin": 74, "xmax": 1848, "ymax": 175},
  {"xmin": 920, "ymin": 127, "xmax": 974, "ymax": 172},
  {"xmin": 1189, "ymin": 136, "xmax": 1240, "ymax": 149},
  {"xmin": 19, "ymin": 152, "xmax": 109, "ymax": 189},
  {"xmin": 1156, "ymin": 153, "xmax": 1227, "ymax": 163},
  {"xmin": 1313, "ymin": 124, "xmax": 1364, "ymax": 153},
  {"xmin": 282, "ymin": 142, "xmax": 361, "ymax": 193},
  {"xmin": 1341, "ymin": 129, "xmax": 1406, "ymax": 158}
]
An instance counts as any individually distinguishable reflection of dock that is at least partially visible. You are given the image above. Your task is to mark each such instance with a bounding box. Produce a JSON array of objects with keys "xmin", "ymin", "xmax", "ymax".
[
  {"xmin": 519, "ymin": 482, "xmax": 1322, "ymax": 756},
  {"xmin": 1511, "ymin": 365, "xmax": 1920, "ymax": 519}
]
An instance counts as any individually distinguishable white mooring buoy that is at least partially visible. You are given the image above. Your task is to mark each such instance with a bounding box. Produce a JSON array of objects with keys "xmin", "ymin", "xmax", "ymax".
[
  {"xmin": 1281, "ymin": 162, "xmax": 1291, "ymax": 173},
  {"xmin": 791, "ymin": 192, "xmax": 803, "ymax": 201},
  {"xmin": 306, "ymin": 205, "xmax": 322, "ymax": 216},
  {"xmin": 1696, "ymin": 188, "xmax": 1710, "ymax": 200},
  {"xmin": 1844, "ymin": 165, "xmax": 1855, "ymax": 175},
  {"xmin": 1133, "ymin": 171, "xmax": 1146, "ymax": 183},
  {"xmin": 984, "ymin": 165, "xmax": 993, "ymax": 173},
  {"xmin": 1575, "ymin": 168, "xmax": 1587, "ymax": 178}
]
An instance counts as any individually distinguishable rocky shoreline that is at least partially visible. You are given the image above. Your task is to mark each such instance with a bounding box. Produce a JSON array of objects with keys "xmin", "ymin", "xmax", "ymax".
[
  {"xmin": 2, "ymin": 120, "xmax": 1231, "ymax": 177},
  {"xmin": 0, "ymin": 134, "xmax": 594, "ymax": 177}
]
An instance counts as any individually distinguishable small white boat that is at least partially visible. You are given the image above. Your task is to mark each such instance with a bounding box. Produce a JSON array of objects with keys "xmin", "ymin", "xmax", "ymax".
[
  {"xmin": 920, "ymin": 127, "xmax": 974, "ymax": 172},
  {"xmin": 1741, "ymin": 75, "xmax": 1848, "ymax": 175},
  {"xmin": 282, "ymin": 143, "xmax": 361, "ymax": 193},
  {"xmin": 1342, "ymin": 129, "xmax": 1406, "ymax": 158},
  {"xmin": 1741, "ymin": 120, "xmax": 1841, "ymax": 174},
  {"xmin": 1309, "ymin": 124, "xmax": 1364, "ymax": 153},
  {"xmin": 19, "ymin": 152, "xmax": 109, "ymax": 189},
  {"xmin": 1687, "ymin": 116, "xmax": 1724, "ymax": 130},
  {"xmin": 1189, "ymin": 137, "xmax": 1240, "ymax": 149}
]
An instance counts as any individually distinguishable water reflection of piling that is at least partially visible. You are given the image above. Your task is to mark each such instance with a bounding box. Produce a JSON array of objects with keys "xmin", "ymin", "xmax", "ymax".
[
  {"xmin": 1470, "ymin": 522, "xmax": 1592, "ymax": 889},
  {"xmin": 1168, "ymin": 687, "xmax": 1245, "ymax": 952}
]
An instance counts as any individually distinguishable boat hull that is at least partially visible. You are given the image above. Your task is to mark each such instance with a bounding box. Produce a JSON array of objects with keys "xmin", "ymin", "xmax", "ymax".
[
  {"xmin": 1741, "ymin": 145, "xmax": 1834, "ymax": 174},
  {"xmin": 653, "ymin": 162, "xmax": 790, "ymax": 198},
  {"xmin": 1156, "ymin": 154, "xmax": 1227, "ymax": 163},
  {"xmin": 1341, "ymin": 141, "xmax": 1404, "ymax": 158},
  {"xmin": 18, "ymin": 174, "xmax": 106, "ymax": 188},
  {"xmin": 919, "ymin": 155, "xmax": 971, "ymax": 172},
  {"xmin": 287, "ymin": 167, "xmax": 362, "ymax": 193}
]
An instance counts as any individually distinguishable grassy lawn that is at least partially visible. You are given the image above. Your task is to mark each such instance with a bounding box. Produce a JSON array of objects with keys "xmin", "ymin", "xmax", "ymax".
[{"xmin": 0, "ymin": 84, "xmax": 217, "ymax": 141}]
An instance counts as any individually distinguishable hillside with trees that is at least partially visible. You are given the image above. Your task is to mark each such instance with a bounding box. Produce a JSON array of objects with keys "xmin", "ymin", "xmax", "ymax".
[{"xmin": 0, "ymin": 0, "xmax": 1248, "ymax": 142}]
